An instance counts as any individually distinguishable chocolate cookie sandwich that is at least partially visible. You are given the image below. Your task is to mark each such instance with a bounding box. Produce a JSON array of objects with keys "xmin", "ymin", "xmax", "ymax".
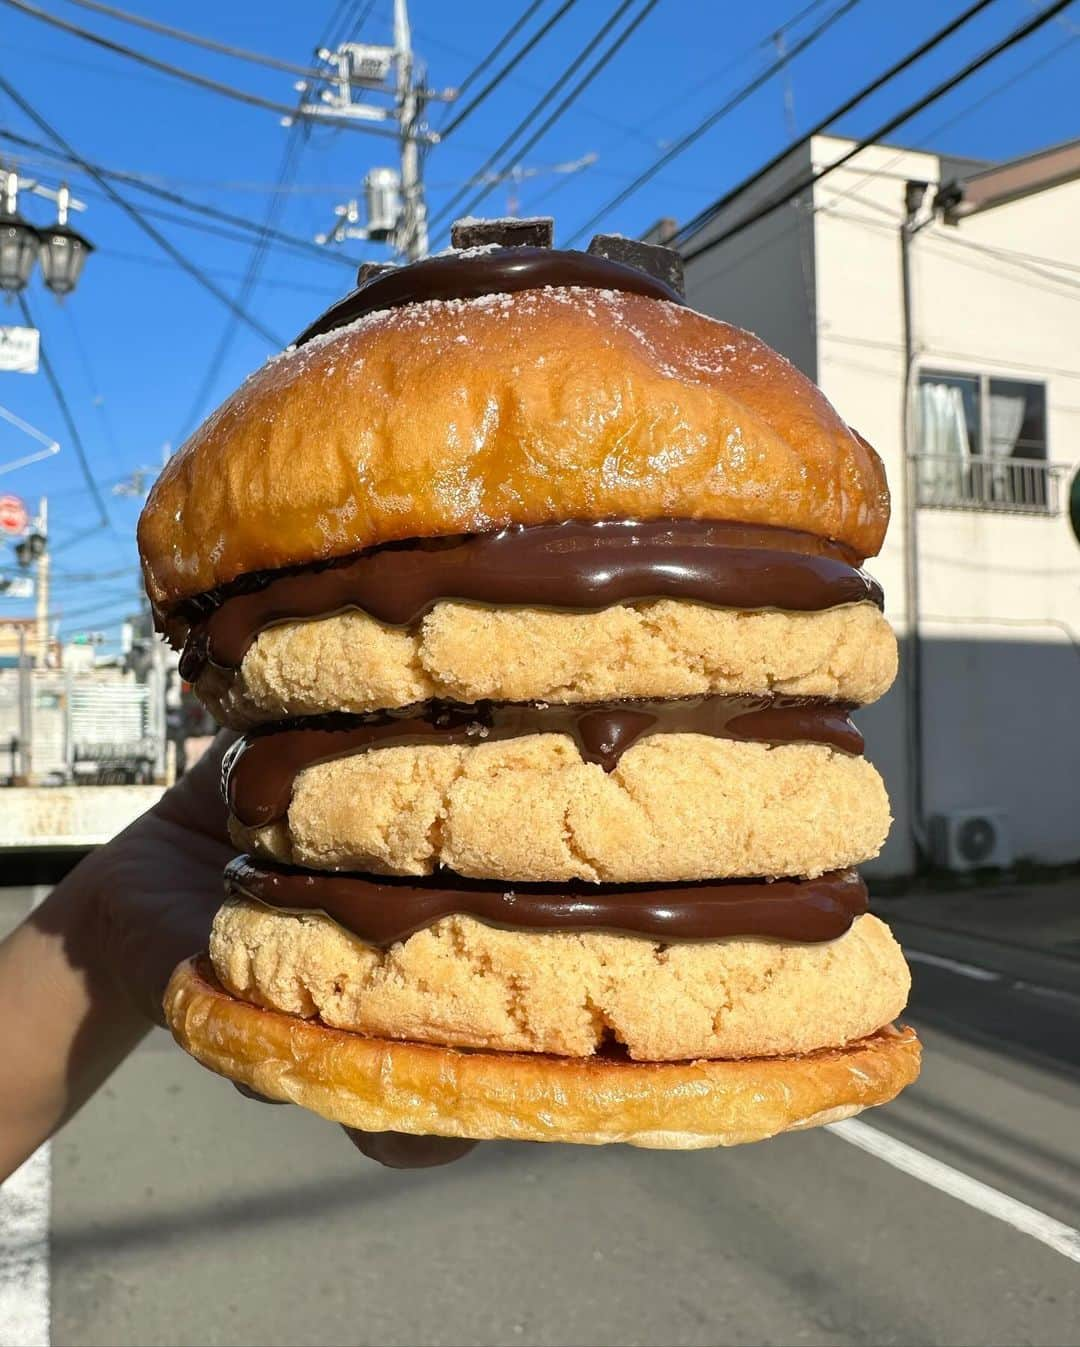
[{"xmin": 142, "ymin": 217, "xmax": 919, "ymax": 1148}]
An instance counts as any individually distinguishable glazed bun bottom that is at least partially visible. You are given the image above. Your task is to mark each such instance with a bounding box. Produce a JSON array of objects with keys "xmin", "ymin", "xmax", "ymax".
[{"xmin": 165, "ymin": 957, "xmax": 920, "ymax": 1149}]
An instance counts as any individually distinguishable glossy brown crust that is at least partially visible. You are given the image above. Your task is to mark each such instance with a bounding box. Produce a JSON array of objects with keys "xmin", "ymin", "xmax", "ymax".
[
  {"xmin": 138, "ymin": 289, "xmax": 890, "ymax": 608},
  {"xmin": 164, "ymin": 956, "xmax": 920, "ymax": 1148}
]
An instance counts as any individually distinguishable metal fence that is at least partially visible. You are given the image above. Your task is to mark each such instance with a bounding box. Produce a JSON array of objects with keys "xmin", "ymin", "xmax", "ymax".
[
  {"xmin": 915, "ymin": 454, "xmax": 1068, "ymax": 515},
  {"xmin": 0, "ymin": 666, "xmax": 165, "ymax": 786}
]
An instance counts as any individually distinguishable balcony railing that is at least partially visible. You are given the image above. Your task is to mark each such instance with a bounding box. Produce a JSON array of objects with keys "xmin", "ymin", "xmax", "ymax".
[{"xmin": 914, "ymin": 454, "xmax": 1068, "ymax": 516}]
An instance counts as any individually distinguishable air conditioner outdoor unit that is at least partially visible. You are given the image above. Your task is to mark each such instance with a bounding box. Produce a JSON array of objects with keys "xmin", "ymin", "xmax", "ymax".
[{"xmin": 929, "ymin": 809, "xmax": 1013, "ymax": 872}]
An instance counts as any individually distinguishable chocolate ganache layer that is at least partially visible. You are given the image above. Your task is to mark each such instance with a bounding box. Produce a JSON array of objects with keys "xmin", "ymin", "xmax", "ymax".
[
  {"xmin": 224, "ymin": 856, "xmax": 869, "ymax": 946},
  {"xmin": 293, "ymin": 245, "xmax": 685, "ymax": 346},
  {"xmin": 224, "ymin": 695, "xmax": 863, "ymax": 830},
  {"xmin": 178, "ymin": 519, "xmax": 883, "ymax": 681}
]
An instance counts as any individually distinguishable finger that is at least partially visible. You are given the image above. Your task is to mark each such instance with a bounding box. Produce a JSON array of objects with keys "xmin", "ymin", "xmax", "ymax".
[
  {"xmin": 341, "ymin": 1127, "xmax": 477, "ymax": 1169},
  {"xmin": 233, "ymin": 1081, "xmax": 290, "ymax": 1106}
]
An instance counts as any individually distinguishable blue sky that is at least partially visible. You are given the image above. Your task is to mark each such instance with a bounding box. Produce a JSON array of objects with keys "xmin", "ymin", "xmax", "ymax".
[{"xmin": 1, "ymin": 0, "xmax": 1077, "ymax": 648}]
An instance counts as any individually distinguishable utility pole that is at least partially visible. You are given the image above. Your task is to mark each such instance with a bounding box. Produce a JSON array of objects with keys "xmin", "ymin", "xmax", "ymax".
[
  {"xmin": 900, "ymin": 180, "xmax": 931, "ymax": 864},
  {"xmin": 16, "ymin": 622, "xmax": 31, "ymax": 783},
  {"xmin": 33, "ymin": 495, "xmax": 48, "ymax": 666},
  {"xmin": 300, "ymin": 0, "xmax": 451, "ymax": 262},
  {"xmin": 394, "ymin": 0, "xmax": 427, "ymax": 262}
]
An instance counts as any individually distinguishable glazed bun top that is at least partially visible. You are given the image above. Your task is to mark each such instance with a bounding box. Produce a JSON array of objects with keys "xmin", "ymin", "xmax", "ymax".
[{"xmin": 138, "ymin": 236, "xmax": 889, "ymax": 611}]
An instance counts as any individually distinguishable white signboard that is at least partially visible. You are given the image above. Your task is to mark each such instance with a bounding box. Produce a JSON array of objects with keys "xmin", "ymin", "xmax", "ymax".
[
  {"xmin": 0, "ymin": 576, "xmax": 33, "ymax": 599},
  {"xmin": 0, "ymin": 325, "xmax": 40, "ymax": 375}
]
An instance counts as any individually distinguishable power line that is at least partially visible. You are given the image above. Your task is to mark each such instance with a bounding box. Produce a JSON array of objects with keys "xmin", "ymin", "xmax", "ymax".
[
  {"xmin": 816, "ymin": 176, "xmax": 1080, "ymax": 286},
  {"xmin": 99, "ymin": 244, "xmax": 342, "ymax": 293},
  {"xmin": 1, "ymin": 0, "xmax": 402, "ymax": 137},
  {"xmin": 16, "ymin": 293, "xmax": 112, "ymax": 531},
  {"xmin": 519, "ymin": 0, "xmax": 835, "ymax": 218},
  {"xmin": 60, "ymin": 0, "xmax": 333, "ymax": 80},
  {"xmin": 0, "ymin": 78, "xmax": 287, "ymax": 345},
  {"xmin": 438, "ymin": 0, "xmax": 580, "ymax": 139},
  {"xmin": 563, "ymin": 0, "xmax": 866, "ymax": 246},
  {"xmin": 671, "ymin": 0, "xmax": 996, "ymax": 246},
  {"xmin": 682, "ymin": 0, "xmax": 1072, "ymax": 266},
  {"xmin": 820, "ymin": 201, "xmax": 1080, "ymax": 298},
  {"xmin": 0, "ymin": 124, "xmax": 363, "ymax": 268},
  {"xmin": 321, "ymin": 0, "xmax": 360, "ymax": 48},
  {"xmin": 59, "ymin": 301, "xmax": 123, "ymax": 474},
  {"xmin": 814, "ymin": 28, "xmax": 1077, "ymax": 220},
  {"xmin": 179, "ymin": 126, "xmax": 308, "ymax": 438},
  {"xmin": 330, "ymin": 0, "xmax": 380, "ymax": 49},
  {"xmin": 176, "ymin": 0, "xmax": 368, "ymax": 438},
  {"xmin": 450, "ymin": 0, "xmax": 548, "ymax": 103},
  {"xmin": 431, "ymin": 0, "xmax": 638, "ymax": 231},
  {"xmin": 440, "ymin": 0, "xmax": 660, "ymax": 232}
]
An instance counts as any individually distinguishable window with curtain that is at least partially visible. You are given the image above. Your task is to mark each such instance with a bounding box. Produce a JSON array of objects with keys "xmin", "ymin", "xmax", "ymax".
[{"xmin": 917, "ymin": 371, "xmax": 1049, "ymax": 511}]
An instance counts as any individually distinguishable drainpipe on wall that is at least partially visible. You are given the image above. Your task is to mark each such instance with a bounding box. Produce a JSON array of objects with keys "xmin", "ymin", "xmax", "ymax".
[{"xmin": 900, "ymin": 180, "xmax": 931, "ymax": 867}]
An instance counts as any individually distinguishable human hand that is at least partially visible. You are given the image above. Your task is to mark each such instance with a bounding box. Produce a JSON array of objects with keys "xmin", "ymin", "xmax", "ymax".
[{"xmin": 81, "ymin": 732, "xmax": 475, "ymax": 1169}]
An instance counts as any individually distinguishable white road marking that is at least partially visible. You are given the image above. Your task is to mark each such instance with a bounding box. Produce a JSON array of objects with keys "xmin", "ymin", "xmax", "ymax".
[
  {"xmin": 904, "ymin": 949, "xmax": 1000, "ymax": 982},
  {"xmin": 827, "ymin": 1118, "xmax": 1080, "ymax": 1266},
  {"xmin": 1012, "ymin": 979, "xmax": 1080, "ymax": 1007},
  {"xmin": 0, "ymin": 1143, "xmax": 51, "ymax": 1347}
]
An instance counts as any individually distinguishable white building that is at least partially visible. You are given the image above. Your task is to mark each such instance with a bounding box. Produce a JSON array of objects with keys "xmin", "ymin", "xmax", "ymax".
[{"xmin": 678, "ymin": 134, "xmax": 1080, "ymax": 877}]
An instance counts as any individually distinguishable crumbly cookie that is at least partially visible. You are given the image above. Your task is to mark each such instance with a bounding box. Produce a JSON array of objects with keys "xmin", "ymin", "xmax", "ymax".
[
  {"xmin": 230, "ymin": 734, "xmax": 890, "ymax": 882},
  {"xmin": 204, "ymin": 599, "xmax": 896, "ymax": 725},
  {"xmin": 210, "ymin": 903, "xmax": 909, "ymax": 1061}
]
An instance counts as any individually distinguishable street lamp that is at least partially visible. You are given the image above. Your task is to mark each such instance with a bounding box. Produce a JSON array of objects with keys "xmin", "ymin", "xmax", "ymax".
[
  {"xmin": 0, "ymin": 169, "xmax": 40, "ymax": 295},
  {"xmin": 37, "ymin": 185, "xmax": 94, "ymax": 297}
]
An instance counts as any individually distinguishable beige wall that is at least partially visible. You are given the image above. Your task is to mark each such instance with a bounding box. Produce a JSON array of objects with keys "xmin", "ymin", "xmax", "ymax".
[
  {"xmin": 686, "ymin": 134, "xmax": 1080, "ymax": 874},
  {"xmin": 815, "ymin": 135, "xmax": 1080, "ymax": 872}
]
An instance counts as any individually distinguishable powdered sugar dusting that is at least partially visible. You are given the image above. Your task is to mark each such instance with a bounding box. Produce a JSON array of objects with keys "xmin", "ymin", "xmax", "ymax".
[
  {"xmin": 431, "ymin": 242, "xmax": 504, "ymax": 259},
  {"xmin": 260, "ymin": 282, "xmax": 761, "ymax": 396}
]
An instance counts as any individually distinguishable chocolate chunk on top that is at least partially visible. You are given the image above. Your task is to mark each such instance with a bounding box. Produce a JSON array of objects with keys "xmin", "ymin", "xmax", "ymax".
[
  {"xmin": 587, "ymin": 233, "xmax": 685, "ymax": 298},
  {"xmin": 451, "ymin": 217, "xmax": 554, "ymax": 250}
]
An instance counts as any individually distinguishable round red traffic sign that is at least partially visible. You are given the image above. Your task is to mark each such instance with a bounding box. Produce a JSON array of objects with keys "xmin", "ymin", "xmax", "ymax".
[{"xmin": 0, "ymin": 494, "xmax": 29, "ymax": 536}]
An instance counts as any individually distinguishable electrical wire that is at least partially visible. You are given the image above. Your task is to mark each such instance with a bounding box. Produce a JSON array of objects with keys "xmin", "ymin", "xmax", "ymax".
[
  {"xmin": 179, "ymin": 125, "xmax": 308, "ymax": 438},
  {"xmin": 321, "ymin": 0, "xmax": 359, "ymax": 49},
  {"xmin": 60, "ymin": 0, "xmax": 334, "ymax": 80},
  {"xmin": 563, "ymin": 0, "xmax": 867, "ymax": 246},
  {"xmin": 176, "ymin": 0, "xmax": 373, "ymax": 438},
  {"xmin": 431, "ymin": 0, "xmax": 638, "ymax": 231},
  {"xmin": 440, "ymin": 0, "xmax": 661, "ymax": 232},
  {"xmin": 59, "ymin": 301, "xmax": 123, "ymax": 473},
  {"xmin": 331, "ymin": 0, "xmax": 379, "ymax": 48},
  {"xmin": 438, "ymin": 0, "xmax": 580, "ymax": 139},
  {"xmin": 0, "ymin": 563, "xmax": 134, "ymax": 581},
  {"xmin": 519, "ymin": 0, "xmax": 835, "ymax": 218},
  {"xmin": 50, "ymin": 590, "xmax": 145, "ymax": 627},
  {"xmin": 449, "ymin": 0, "xmax": 548, "ymax": 103},
  {"xmin": 99, "ymin": 245, "xmax": 341, "ymax": 293},
  {"xmin": 0, "ymin": 124, "xmax": 363, "ymax": 268},
  {"xmin": 16, "ymin": 293, "xmax": 111, "ymax": 531},
  {"xmin": 805, "ymin": 29, "xmax": 1077, "ymax": 223},
  {"xmin": 671, "ymin": 0, "xmax": 997, "ymax": 245},
  {"xmin": 819, "ymin": 200, "xmax": 1080, "ymax": 298},
  {"xmin": 0, "ymin": 77, "xmax": 287, "ymax": 345},
  {"xmin": 1, "ymin": 0, "xmax": 402, "ymax": 137},
  {"xmin": 682, "ymin": 0, "xmax": 1073, "ymax": 266}
]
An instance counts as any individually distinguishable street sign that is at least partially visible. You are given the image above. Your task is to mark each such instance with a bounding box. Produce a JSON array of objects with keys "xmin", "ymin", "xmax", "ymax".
[
  {"xmin": 0, "ymin": 326, "xmax": 40, "ymax": 375},
  {"xmin": 0, "ymin": 493, "xmax": 29, "ymax": 535},
  {"xmin": 0, "ymin": 575, "xmax": 33, "ymax": 598}
]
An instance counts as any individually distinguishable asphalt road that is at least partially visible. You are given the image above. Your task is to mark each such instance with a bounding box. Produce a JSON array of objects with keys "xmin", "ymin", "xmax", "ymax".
[{"xmin": 2, "ymin": 885, "xmax": 1078, "ymax": 1347}]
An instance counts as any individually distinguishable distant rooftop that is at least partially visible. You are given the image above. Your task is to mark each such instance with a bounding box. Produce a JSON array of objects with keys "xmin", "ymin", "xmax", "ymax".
[{"xmin": 939, "ymin": 137, "xmax": 1080, "ymax": 217}]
